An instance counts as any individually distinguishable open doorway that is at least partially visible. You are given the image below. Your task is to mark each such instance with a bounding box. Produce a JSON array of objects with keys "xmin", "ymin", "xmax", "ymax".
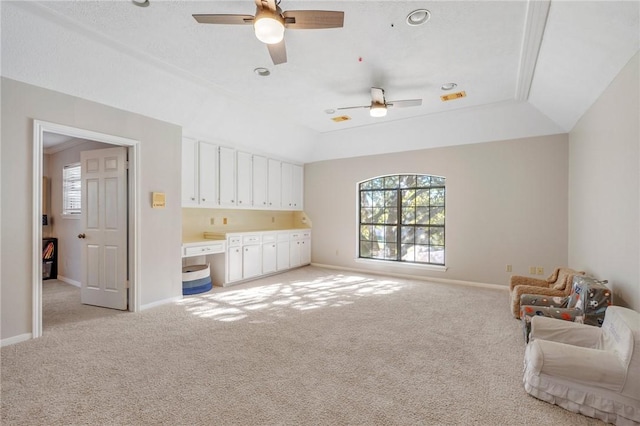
[{"xmin": 32, "ymin": 120, "xmax": 141, "ymax": 338}]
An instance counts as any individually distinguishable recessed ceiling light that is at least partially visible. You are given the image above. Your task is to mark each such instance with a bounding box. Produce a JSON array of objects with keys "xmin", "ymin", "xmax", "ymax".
[
  {"xmin": 324, "ymin": 109, "xmax": 336, "ymax": 115},
  {"xmin": 406, "ymin": 9, "xmax": 430, "ymax": 26},
  {"xmin": 132, "ymin": 0, "xmax": 149, "ymax": 7},
  {"xmin": 441, "ymin": 83, "xmax": 457, "ymax": 91},
  {"xmin": 254, "ymin": 67, "xmax": 271, "ymax": 77}
]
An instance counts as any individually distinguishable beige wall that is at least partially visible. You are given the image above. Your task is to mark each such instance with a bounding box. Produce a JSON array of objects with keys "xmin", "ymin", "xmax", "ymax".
[
  {"xmin": 568, "ymin": 52, "xmax": 640, "ymax": 310},
  {"xmin": 305, "ymin": 134, "xmax": 569, "ymax": 286},
  {"xmin": 1, "ymin": 78, "xmax": 183, "ymax": 341}
]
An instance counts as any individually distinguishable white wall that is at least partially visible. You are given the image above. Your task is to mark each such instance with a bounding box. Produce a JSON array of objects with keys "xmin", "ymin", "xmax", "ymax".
[
  {"xmin": 305, "ymin": 134, "xmax": 569, "ymax": 286},
  {"xmin": 568, "ymin": 52, "xmax": 640, "ymax": 310},
  {"xmin": 46, "ymin": 140, "xmax": 113, "ymax": 283},
  {"xmin": 1, "ymin": 77, "xmax": 183, "ymax": 341}
]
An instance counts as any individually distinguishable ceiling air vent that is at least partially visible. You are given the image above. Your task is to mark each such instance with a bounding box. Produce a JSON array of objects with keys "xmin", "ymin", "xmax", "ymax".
[
  {"xmin": 331, "ymin": 115, "xmax": 351, "ymax": 122},
  {"xmin": 440, "ymin": 91, "xmax": 466, "ymax": 102}
]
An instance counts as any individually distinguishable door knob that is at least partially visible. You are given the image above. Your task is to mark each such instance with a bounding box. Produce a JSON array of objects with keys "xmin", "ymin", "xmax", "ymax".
[{"xmin": 78, "ymin": 233, "xmax": 86, "ymax": 239}]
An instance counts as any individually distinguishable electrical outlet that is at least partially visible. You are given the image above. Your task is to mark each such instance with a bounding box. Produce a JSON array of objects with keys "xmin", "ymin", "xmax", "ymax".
[
  {"xmin": 505, "ymin": 264, "xmax": 512, "ymax": 272},
  {"xmin": 271, "ymin": 216, "xmax": 275, "ymax": 223},
  {"xmin": 536, "ymin": 267, "xmax": 544, "ymax": 275},
  {"xmin": 529, "ymin": 266, "xmax": 536, "ymax": 274},
  {"xmin": 210, "ymin": 217, "xmax": 215, "ymax": 225},
  {"xmin": 223, "ymin": 217, "xmax": 228, "ymax": 225}
]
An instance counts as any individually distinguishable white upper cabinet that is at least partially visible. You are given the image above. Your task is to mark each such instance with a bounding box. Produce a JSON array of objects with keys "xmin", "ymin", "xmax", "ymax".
[
  {"xmin": 236, "ymin": 151, "xmax": 252, "ymax": 207},
  {"xmin": 218, "ymin": 146, "xmax": 236, "ymax": 207},
  {"xmin": 181, "ymin": 138, "xmax": 218, "ymax": 208},
  {"xmin": 267, "ymin": 159, "xmax": 281, "ymax": 209},
  {"xmin": 252, "ymin": 155, "xmax": 268, "ymax": 208},
  {"xmin": 281, "ymin": 162, "xmax": 303, "ymax": 211},
  {"xmin": 181, "ymin": 138, "xmax": 198, "ymax": 207}
]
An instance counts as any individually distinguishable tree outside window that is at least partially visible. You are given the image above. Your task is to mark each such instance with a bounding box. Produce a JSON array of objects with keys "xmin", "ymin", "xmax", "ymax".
[{"xmin": 359, "ymin": 174, "xmax": 445, "ymax": 265}]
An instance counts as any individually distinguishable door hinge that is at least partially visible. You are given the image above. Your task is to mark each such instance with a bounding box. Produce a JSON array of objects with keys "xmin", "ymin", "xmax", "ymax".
[
  {"xmin": 125, "ymin": 160, "xmax": 130, "ymax": 170},
  {"xmin": 126, "ymin": 280, "xmax": 130, "ymax": 289}
]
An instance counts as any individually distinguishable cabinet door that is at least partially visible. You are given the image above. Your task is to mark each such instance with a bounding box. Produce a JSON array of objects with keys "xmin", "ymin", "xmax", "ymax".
[
  {"xmin": 218, "ymin": 146, "xmax": 237, "ymax": 206},
  {"xmin": 253, "ymin": 155, "xmax": 268, "ymax": 208},
  {"xmin": 276, "ymin": 240, "xmax": 289, "ymax": 271},
  {"xmin": 242, "ymin": 244, "xmax": 262, "ymax": 279},
  {"xmin": 181, "ymin": 138, "xmax": 198, "ymax": 206},
  {"xmin": 281, "ymin": 162, "xmax": 293, "ymax": 209},
  {"xmin": 291, "ymin": 164, "xmax": 303, "ymax": 210},
  {"xmin": 227, "ymin": 246, "xmax": 243, "ymax": 282},
  {"xmin": 198, "ymin": 141, "xmax": 218, "ymax": 207},
  {"xmin": 236, "ymin": 151, "xmax": 252, "ymax": 207},
  {"xmin": 267, "ymin": 159, "xmax": 281, "ymax": 209},
  {"xmin": 289, "ymin": 239, "xmax": 301, "ymax": 268},
  {"xmin": 262, "ymin": 242, "xmax": 277, "ymax": 274},
  {"xmin": 300, "ymin": 238, "xmax": 311, "ymax": 265}
]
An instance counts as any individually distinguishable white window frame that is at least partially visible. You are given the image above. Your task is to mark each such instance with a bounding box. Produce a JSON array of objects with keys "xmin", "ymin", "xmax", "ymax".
[{"xmin": 62, "ymin": 162, "xmax": 81, "ymax": 218}]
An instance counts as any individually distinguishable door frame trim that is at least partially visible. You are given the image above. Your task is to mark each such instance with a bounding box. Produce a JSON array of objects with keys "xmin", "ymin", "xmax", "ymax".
[{"xmin": 32, "ymin": 120, "xmax": 141, "ymax": 338}]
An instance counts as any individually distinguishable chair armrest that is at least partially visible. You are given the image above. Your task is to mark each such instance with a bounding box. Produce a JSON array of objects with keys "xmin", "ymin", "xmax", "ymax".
[
  {"xmin": 527, "ymin": 339, "xmax": 627, "ymax": 392},
  {"xmin": 511, "ymin": 285, "xmax": 566, "ymax": 300},
  {"xmin": 530, "ymin": 316, "xmax": 602, "ymax": 348},
  {"xmin": 520, "ymin": 294, "xmax": 568, "ymax": 308},
  {"xmin": 509, "ymin": 276, "xmax": 548, "ymax": 292}
]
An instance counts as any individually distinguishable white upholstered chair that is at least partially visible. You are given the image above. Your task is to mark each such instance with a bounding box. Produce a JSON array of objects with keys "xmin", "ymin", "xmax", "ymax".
[{"xmin": 523, "ymin": 306, "xmax": 640, "ymax": 425}]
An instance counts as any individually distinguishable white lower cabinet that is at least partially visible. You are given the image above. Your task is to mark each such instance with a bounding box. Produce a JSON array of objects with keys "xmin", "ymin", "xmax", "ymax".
[{"xmin": 223, "ymin": 229, "xmax": 310, "ymax": 286}]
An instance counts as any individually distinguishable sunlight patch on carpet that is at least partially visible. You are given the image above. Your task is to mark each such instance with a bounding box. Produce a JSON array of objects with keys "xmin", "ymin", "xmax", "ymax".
[{"xmin": 176, "ymin": 274, "xmax": 405, "ymax": 321}]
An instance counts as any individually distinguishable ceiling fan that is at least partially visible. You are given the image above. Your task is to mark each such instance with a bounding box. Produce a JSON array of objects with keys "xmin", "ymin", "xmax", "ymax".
[
  {"xmin": 337, "ymin": 87, "xmax": 423, "ymax": 118},
  {"xmin": 193, "ymin": 0, "xmax": 344, "ymax": 65}
]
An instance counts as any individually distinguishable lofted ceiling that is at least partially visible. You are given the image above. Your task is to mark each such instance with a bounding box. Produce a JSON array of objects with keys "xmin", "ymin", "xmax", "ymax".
[{"xmin": 1, "ymin": 1, "xmax": 638, "ymax": 163}]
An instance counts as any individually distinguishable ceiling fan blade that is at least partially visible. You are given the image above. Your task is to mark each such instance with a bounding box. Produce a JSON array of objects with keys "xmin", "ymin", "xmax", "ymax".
[
  {"xmin": 282, "ymin": 10, "xmax": 345, "ymax": 29},
  {"xmin": 336, "ymin": 105, "xmax": 369, "ymax": 111},
  {"xmin": 255, "ymin": 0, "xmax": 277, "ymax": 12},
  {"xmin": 371, "ymin": 88, "xmax": 385, "ymax": 105},
  {"xmin": 387, "ymin": 99, "xmax": 423, "ymax": 108},
  {"xmin": 267, "ymin": 40, "xmax": 287, "ymax": 65},
  {"xmin": 193, "ymin": 14, "xmax": 254, "ymax": 25}
]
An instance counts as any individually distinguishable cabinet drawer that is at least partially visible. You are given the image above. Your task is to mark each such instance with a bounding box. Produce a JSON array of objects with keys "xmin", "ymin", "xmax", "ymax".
[
  {"xmin": 262, "ymin": 233, "xmax": 276, "ymax": 243},
  {"xmin": 228, "ymin": 236, "xmax": 242, "ymax": 246},
  {"xmin": 277, "ymin": 232, "xmax": 290, "ymax": 242},
  {"xmin": 184, "ymin": 242, "xmax": 225, "ymax": 257},
  {"xmin": 243, "ymin": 235, "xmax": 261, "ymax": 245}
]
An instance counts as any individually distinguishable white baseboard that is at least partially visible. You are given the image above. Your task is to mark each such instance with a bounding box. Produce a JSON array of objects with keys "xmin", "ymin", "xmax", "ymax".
[
  {"xmin": 310, "ymin": 263, "xmax": 508, "ymax": 292},
  {"xmin": 57, "ymin": 275, "xmax": 81, "ymax": 287},
  {"xmin": 1, "ymin": 333, "xmax": 32, "ymax": 347},
  {"xmin": 140, "ymin": 296, "xmax": 182, "ymax": 311}
]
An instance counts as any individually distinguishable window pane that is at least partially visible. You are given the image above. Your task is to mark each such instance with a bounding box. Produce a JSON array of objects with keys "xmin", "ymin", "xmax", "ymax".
[
  {"xmin": 430, "ymin": 246, "xmax": 445, "ymax": 264},
  {"xmin": 384, "ymin": 208, "xmax": 397, "ymax": 224},
  {"xmin": 373, "ymin": 225, "xmax": 385, "ymax": 242},
  {"xmin": 372, "ymin": 242, "xmax": 385, "ymax": 259},
  {"xmin": 63, "ymin": 163, "xmax": 81, "ymax": 215},
  {"xmin": 430, "ymin": 207, "xmax": 445, "ymax": 225},
  {"xmin": 360, "ymin": 180, "xmax": 372, "ymax": 190},
  {"xmin": 401, "ymin": 207, "xmax": 415, "ymax": 224},
  {"xmin": 371, "ymin": 178, "xmax": 384, "ymax": 189},
  {"xmin": 384, "ymin": 190, "xmax": 397, "ymax": 207},
  {"xmin": 415, "ymin": 207, "xmax": 429, "ymax": 225},
  {"xmin": 385, "ymin": 243, "xmax": 397, "ymax": 260},
  {"xmin": 430, "ymin": 227, "xmax": 445, "ymax": 245},
  {"xmin": 415, "ymin": 227, "xmax": 428, "ymax": 244},
  {"xmin": 400, "ymin": 175, "xmax": 416, "ymax": 188},
  {"xmin": 414, "ymin": 245, "xmax": 430, "ymax": 262},
  {"xmin": 415, "ymin": 189, "xmax": 430, "ymax": 206},
  {"xmin": 371, "ymin": 207, "xmax": 384, "ymax": 224},
  {"xmin": 401, "ymin": 189, "xmax": 415, "ymax": 207},
  {"xmin": 383, "ymin": 175, "xmax": 399, "ymax": 189},
  {"xmin": 384, "ymin": 225, "xmax": 397, "ymax": 243},
  {"xmin": 431, "ymin": 176, "xmax": 445, "ymax": 186},
  {"xmin": 360, "ymin": 192, "xmax": 372, "ymax": 207},
  {"xmin": 401, "ymin": 244, "xmax": 415, "ymax": 261},
  {"xmin": 430, "ymin": 188, "xmax": 445, "ymax": 206},
  {"xmin": 372, "ymin": 191, "xmax": 384, "ymax": 207},
  {"xmin": 360, "ymin": 241, "xmax": 372, "ymax": 257},
  {"xmin": 360, "ymin": 208, "xmax": 373, "ymax": 223},
  {"xmin": 417, "ymin": 175, "xmax": 431, "ymax": 187},
  {"xmin": 360, "ymin": 225, "xmax": 373, "ymax": 241},
  {"xmin": 401, "ymin": 226, "xmax": 414, "ymax": 243}
]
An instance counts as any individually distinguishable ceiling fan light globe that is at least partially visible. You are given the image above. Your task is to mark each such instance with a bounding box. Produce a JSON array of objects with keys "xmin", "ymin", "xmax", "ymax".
[
  {"xmin": 370, "ymin": 103, "xmax": 387, "ymax": 118},
  {"xmin": 254, "ymin": 16, "xmax": 285, "ymax": 44}
]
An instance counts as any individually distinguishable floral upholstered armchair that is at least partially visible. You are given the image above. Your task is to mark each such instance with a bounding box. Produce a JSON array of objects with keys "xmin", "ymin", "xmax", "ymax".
[
  {"xmin": 509, "ymin": 267, "xmax": 585, "ymax": 318},
  {"xmin": 519, "ymin": 275, "xmax": 612, "ymax": 342}
]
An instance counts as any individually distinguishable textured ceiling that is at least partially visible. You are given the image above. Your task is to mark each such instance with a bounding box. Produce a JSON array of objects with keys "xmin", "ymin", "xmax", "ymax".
[{"xmin": 1, "ymin": 1, "xmax": 639, "ymax": 162}]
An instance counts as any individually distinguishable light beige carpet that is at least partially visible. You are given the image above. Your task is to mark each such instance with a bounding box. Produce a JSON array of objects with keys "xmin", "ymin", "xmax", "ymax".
[{"xmin": 2, "ymin": 266, "xmax": 603, "ymax": 425}]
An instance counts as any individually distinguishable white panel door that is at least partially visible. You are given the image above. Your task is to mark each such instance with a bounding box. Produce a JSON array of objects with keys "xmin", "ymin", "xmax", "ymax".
[
  {"xmin": 181, "ymin": 138, "xmax": 198, "ymax": 206},
  {"xmin": 291, "ymin": 164, "xmax": 303, "ymax": 210},
  {"xmin": 267, "ymin": 159, "xmax": 281, "ymax": 209},
  {"xmin": 80, "ymin": 147, "xmax": 128, "ymax": 310},
  {"xmin": 242, "ymin": 244, "xmax": 261, "ymax": 279},
  {"xmin": 198, "ymin": 141, "xmax": 218, "ymax": 207},
  {"xmin": 281, "ymin": 162, "xmax": 293, "ymax": 209}
]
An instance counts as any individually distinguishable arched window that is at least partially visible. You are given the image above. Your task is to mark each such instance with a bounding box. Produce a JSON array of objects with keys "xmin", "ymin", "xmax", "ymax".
[{"xmin": 359, "ymin": 174, "xmax": 445, "ymax": 265}]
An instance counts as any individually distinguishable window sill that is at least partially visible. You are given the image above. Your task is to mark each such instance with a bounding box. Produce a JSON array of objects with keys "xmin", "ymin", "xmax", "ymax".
[{"xmin": 354, "ymin": 257, "xmax": 448, "ymax": 272}]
